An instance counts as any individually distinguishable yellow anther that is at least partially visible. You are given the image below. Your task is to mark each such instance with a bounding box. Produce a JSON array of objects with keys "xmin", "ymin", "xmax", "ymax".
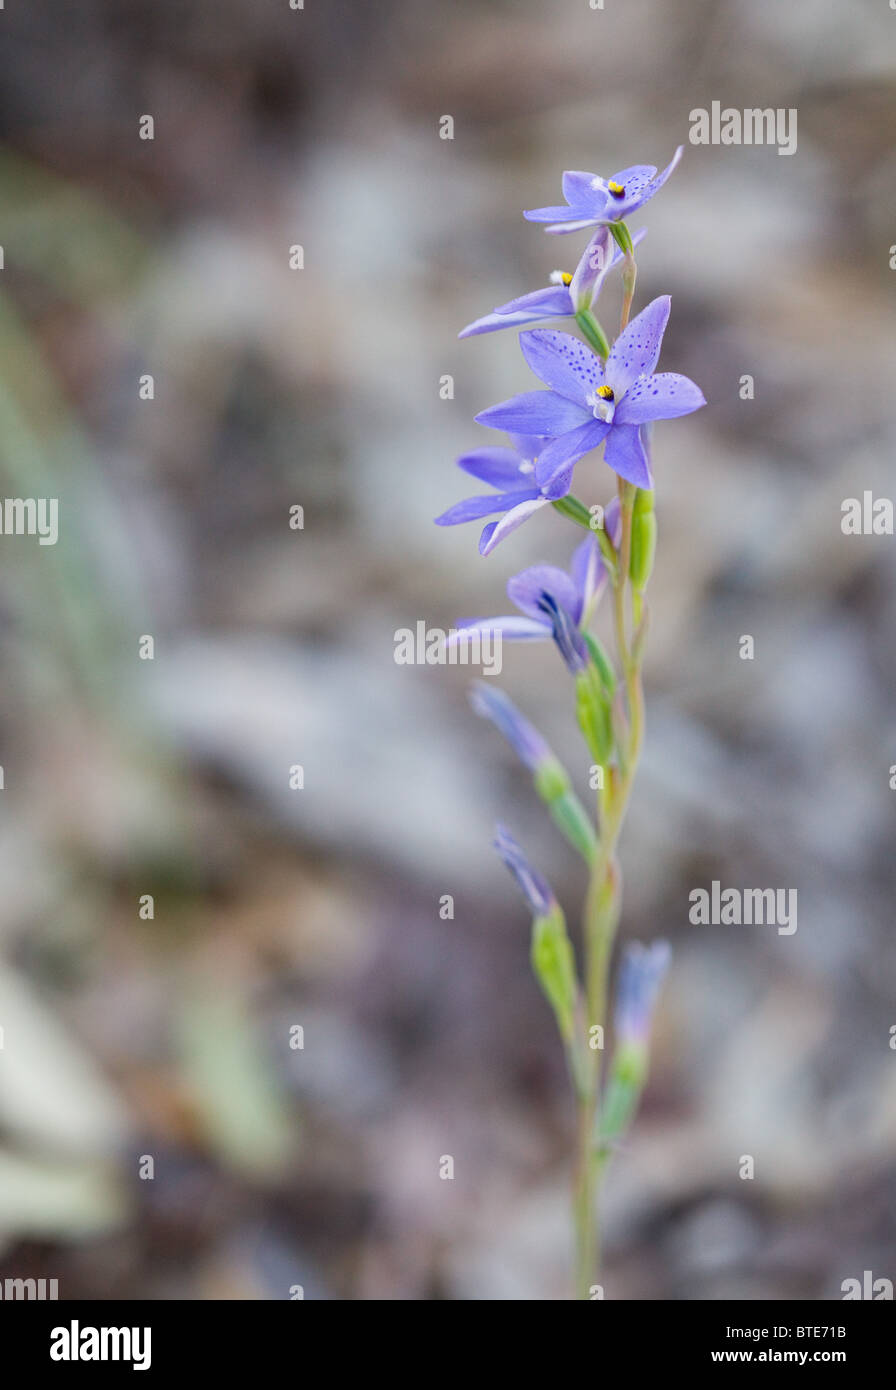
[
  {"xmin": 607, "ymin": 181, "xmax": 625, "ymax": 197},
  {"xmin": 560, "ymin": 272, "xmax": 573, "ymax": 285},
  {"xmin": 596, "ymin": 385, "xmax": 615, "ymax": 400}
]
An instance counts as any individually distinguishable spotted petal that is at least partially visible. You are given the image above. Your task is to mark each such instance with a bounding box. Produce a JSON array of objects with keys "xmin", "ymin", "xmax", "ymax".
[
  {"xmin": 606, "ymin": 296, "xmax": 671, "ymax": 401},
  {"xmin": 616, "ymin": 146, "xmax": 682, "ymax": 218},
  {"xmin": 615, "ymin": 372, "xmax": 706, "ymax": 425},
  {"xmin": 520, "ymin": 330, "xmax": 605, "ymax": 406}
]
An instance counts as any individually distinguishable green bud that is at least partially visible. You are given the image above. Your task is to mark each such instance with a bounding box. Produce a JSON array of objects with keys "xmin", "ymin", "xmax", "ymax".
[
  {"xmin": 533, "ymin": 756, "xmax": 571, "ymax": 803},
  {"xmin": 531, "ymin": 906, "xmax": 578, "ymax": 1043},
  {"xmin": 629, "ymin": 512, "xmax": 657, "ymax": 593},
  {"xmin": 609, "ymin": 220, "xmax": 634, "ymax": 257},
  {"xmin": 576, "ymin": 670, "xmax": 613, "ymax": 765},
  {"xmin": 583, "ymin": 633, "xmax": 616, "ymax": 695},
  {"xmin": 549, "ymin": 791, "xmax": 597, "ymax": 864},
  {"xmin": 531, "ymin": 758, "xmax": 596, "ymax": 863},
  {"xmin": 633, "ymin": 486, "xmax": 655, "ymax": 518},
  {"xmin": 595, "ymin": 1041, "xmax": 648, "ymax": 1156},
  {"xmin": 574, "ymin": 309, "xmax": 610, "ymax": 359}
]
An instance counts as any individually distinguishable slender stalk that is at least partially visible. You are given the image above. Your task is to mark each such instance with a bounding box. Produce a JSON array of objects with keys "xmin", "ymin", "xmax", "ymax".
[{"xmin": 572, "ymin": 459, "xmax": 649, "ymax": 1298}]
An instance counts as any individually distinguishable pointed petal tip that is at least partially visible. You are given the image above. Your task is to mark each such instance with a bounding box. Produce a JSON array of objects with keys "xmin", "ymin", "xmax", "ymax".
[{"xmin": 478, "ymin": 522, "xmax": 498, "ymax": 556}]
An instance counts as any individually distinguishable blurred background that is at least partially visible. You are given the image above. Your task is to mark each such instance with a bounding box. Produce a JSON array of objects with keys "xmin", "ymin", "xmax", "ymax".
[{"xmin": 0, "ymin": 0, "xmax": 894, "ymax": 1300}]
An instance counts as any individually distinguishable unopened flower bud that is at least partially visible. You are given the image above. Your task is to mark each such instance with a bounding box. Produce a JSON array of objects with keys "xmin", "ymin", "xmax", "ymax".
[
  {"xmin": 575, "ymin": 668, "xmax": 614, "ymax": 766},
  {"xmin": 531, "ymin": 904, "xmax": 578, "ymax": 1044},
  {"xmin": 493, "ymin": 824, "xmax": 556, "ymax": 919},
  {"xmin": 598, "ymin": 942, "xmax": 671, "ymax": 1154}
]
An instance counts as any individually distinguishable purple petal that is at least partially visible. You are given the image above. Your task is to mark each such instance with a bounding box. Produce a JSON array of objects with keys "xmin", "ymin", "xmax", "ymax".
[
  {"xmin": 520, "ymin": 329, "xmax": 605, "ymax": 405},
  {"xmin": 542, "ymin": 217, "xmax": 603, "ymax": 236},
  {"xmin": 459, "ymin": 286, "xmax": 573, "ymax": 338},
  {"xmin": 615, "ymin": 372, "xmax": 706, "ymax": 425},
  {"xmin": 603, "ymin": 424, "xmax": 653, "ymax": 489},
  {"xmin": 479, "ymin": 496, "xmax": 549, "ymax": 555},
  {"xmin": 605, "ymin": 165, "xmax": 658, "ymax": 216},
  {"xmin": 507, "ymin": 564, "xmax": 580, "ymax": 623},
  {"xmin": 494, "ymin": 285, "xmax": 574, "ymax": 318},
  {"xmin": 605, "ymin": 494, "xmax": 623, "ymax": 545},
  {"xmin": 476, "ymin": 389, "xmax": 590, "ymax": 435},
  {"xmin": 523, "ymin": 203, "xmax": 583, "ymax": 223},
  {"xmin": 456, "ymin": 447, "xmax": 536, "ymax": 488},
  {"xmin": 570, "ymin": 226, "xmax": 648, "ymax": 310},
  {"xmin": 570, "ymin": 533, "xmax": 603, "ymax": 617},
  {"xmin": 537, "ymin": 591, "xmax": 588, "ymax": 673},
  {"xmin": 618, "ymin": 146, "xmax": 682, "ymax": 217},
  {"xmin": 507, "ymin": 433, "xmax": 546, "ymax": 462},
  {"xmin": 447, "ymin": 615, "xmax": 550, "ymax": 644},
  {"xmin": 535, "ymin": 419, "xmax": 609, "ymax": 495},
  {"xmin": 615, "ymin": 941, "xmax": 671, "ymax": 1045},
  {"xmin": 470, "ymin": 683, "xmax": 553, "ymax": 771},
  {"xmin": 494, "ymin": 825, "xmax": 555, "ymax": 917},
  {"xmin": 561, "ymin": 170, "xmax": 604, "ymax": 207},
  {"xmin": 606, "ymin": 296, "xmax": 671, "ymax": 400},
  {"xmin": 434, "ymin": 487, "xmax": 536, "ymax": 526},
  {"xmin": 611, "ymin": 163, "xmax": 658, "ymax": 185}
]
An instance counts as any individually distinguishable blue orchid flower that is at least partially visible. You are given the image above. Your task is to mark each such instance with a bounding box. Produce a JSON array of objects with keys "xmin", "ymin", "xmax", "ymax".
[
  {"xmin": 459, "ymin": 226, "xmax": 646, "ymax": 339},
  {"xmin": 524, "ymin": 147, "xmax": 682, "ymax": 234},
  {"xmin": 475, "ymin": 297, "xmax": 705, "ymax": 494},
  {"xmin": 434, "ymin": 433, "xmax": 557, "ymax": 555},
  {"xmin": 447, "ymin": 517, "xmax": 620, "ymax": 674}
]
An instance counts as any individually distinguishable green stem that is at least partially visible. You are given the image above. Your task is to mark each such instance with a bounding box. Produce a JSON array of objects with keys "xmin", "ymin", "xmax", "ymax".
[
  {"xmin": 572, "ymin": 479, "xmax": 648, "ymax": 1298},
  {"xmin": 551, "ymin": 493, "xmax": 594, "ymax": 530},
  {"xmin": 574, "ymin": 1086, "xmax": 598, "ymax": 1298},
  {"xmin": 569, "ymin": 234, "xmax": 647, "ymax": 1298}
]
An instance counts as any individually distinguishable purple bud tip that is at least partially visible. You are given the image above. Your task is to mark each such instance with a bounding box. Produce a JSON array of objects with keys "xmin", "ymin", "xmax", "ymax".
[
  {"xmin": 470, "ymin": 683, "xmax": 551, "ymax": 773},
  {"xmin": 493, "ymin": 824, "xmax": 555, "ymax": 918},
  {"xmin": 615, "ymin": 941, "xmax": 671, "ymax": 1046}
]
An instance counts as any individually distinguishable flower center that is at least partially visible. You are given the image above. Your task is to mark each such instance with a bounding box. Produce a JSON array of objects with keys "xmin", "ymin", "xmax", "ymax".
[
  {"xmin": 518, "ymin": 460, "xmax": 535, "ymax": 475},
  {"xmin": 607, "ymin": 181, "xmax": 625, "ymax": 197},
  {"xmin": 586, "ymin": 385, "xmax": 616, "ymax": 422},
  {"xmin": 549, "ymin": 270, "xmax": 573, "ymax": 286}
]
